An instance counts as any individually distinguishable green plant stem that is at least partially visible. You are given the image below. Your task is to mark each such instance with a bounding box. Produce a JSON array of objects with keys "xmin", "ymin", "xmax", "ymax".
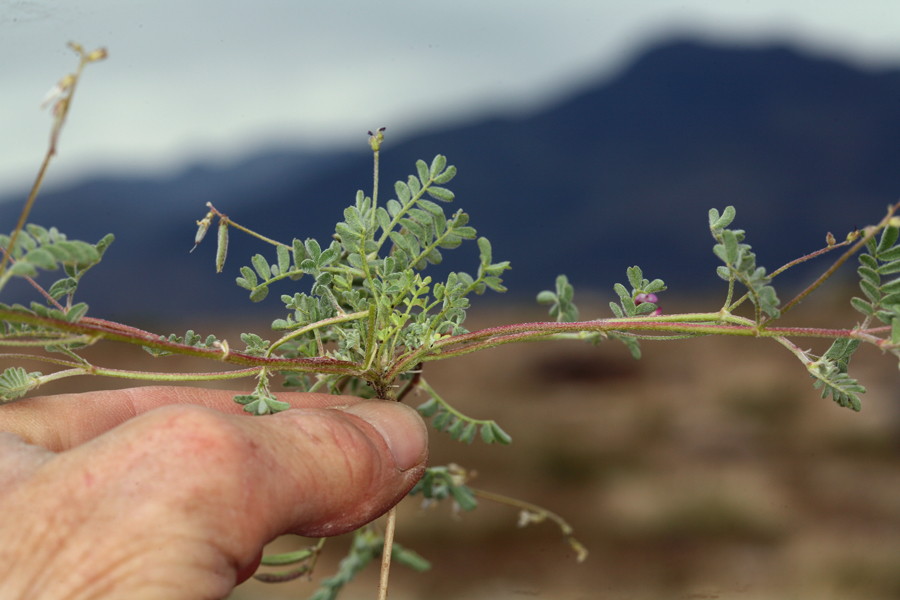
[
  {"xmin": 395, "ymin": 368, "xmax": 422, "ymax": 402},
  {"xmin": 0, "ymin": 46, "xmax": 101, "ymax": 283},
  {"xmin": 418, "ymin": 377, "xmax": 499, "ymax": 427},
  {"xmin": 0, "ymin": 334, "xmax": 95, "ymax": 348},
  {"xmin": 4, "ymin": 303, "xmax": 892, "ymax": 403},
  {"xmin": 768, "ymin": 239, "xmax": 853, "ymax": 281},
  {"xmin": 0, "ymin": 307, "xmax": 360, "ymax": 375},
  {"xmin": 0, "ymin": 251, "xmax": 65, "ymax": 312},
  {"xmin": 0, "ymin": 152, "xmax": 54, "ymax": 287},
  {"xmin": 372, "ymin": 139, "xmax": 380, "ymax": 227},
  {"xmin": 35, "ymin": 365, "xmax": 263, "ymax": 387},
  {"xmin": 267, "ymin": 310, "xmax": 368, "ymax": 356},
  {"xmin": 387, "ymin": 314, "xmax": 877, "ymax": 380},
  {"xmin": 206, "ymin": 203, "xmax": 288, "ymax": 247},
  {"xmin": 3, "ymin": 303, "xmax": 886, "ymax": 393},
  {"xmin": 717, "ymin": 237, "xmax": 853, "ymax": 316},
  {"xmin": 377, "ymin": 506, "xmax": 396, "ymax": 600},
  {"xmin": 372, "ymin": 179, "xmax": 432, "ymax": 253},
  {"xmin": 363, "ymin": 304, "xmax": 378, "ymax": 371},
  {"xmin": 721, "ymin": 274, "xmax": 736, "ymax": 313},
  {"xmin": 0, "ymin": 353, "xmax": 85, "ymax": 368},
  {"xmin": 763, "ymin": 200, "xmax": 900, "ymax": 327},
  {"xmin": 770, "ymin": 335, "xmax": 813, "ymax": 365},
  {"xmin": 79, "ymin": 316, "xmax": 160, "ymax": 338},
  {"xmin": 468, "ymin": 487, "xmax": 587, "ymax": 562}
]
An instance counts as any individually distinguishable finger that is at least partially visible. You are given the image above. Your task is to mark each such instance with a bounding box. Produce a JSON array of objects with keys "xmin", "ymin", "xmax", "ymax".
[
  {"xmin": 0, "ymin": 432, "xmax": 52, "ymax": 488},
  {"xmin": 0, "ymin": 386, "xmax": 363, "ymax": 451},
  {"xmin": 236, "ymin": 552, "xmax": 263, "ymax": 585},
  {"xmin": 65, "ymin": 400, "xmax": 427, "ymax": 566},
  {"xmin": 0, "ymin": 399, "xmax": 428, "ymax": 598}
]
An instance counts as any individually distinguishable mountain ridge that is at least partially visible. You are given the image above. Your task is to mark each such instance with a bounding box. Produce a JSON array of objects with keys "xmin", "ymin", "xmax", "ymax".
[{"xmin": 3, "ymin": 38, "xmax": 899, "ymax": 321}]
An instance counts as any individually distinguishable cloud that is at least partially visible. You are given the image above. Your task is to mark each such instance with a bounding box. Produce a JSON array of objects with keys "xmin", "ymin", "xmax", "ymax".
[{"xmin": 2, "ymin": 0, "xmax": 900, "ymax": 197}]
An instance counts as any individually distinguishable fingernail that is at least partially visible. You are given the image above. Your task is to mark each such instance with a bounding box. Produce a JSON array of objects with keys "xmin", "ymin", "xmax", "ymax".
[{"xmin": 343, "ymin": 401, "xmax": 428, "ymax": 471}]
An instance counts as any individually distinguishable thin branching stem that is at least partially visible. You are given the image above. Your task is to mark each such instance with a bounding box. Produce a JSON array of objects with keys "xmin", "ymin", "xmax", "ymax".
[
  {"xmin": 469, "ymin": 487, "xmax": 587, "ymax": 562},
  {"xmin": 768, "ymin": 237, "xmax": 854, "ymax": 280},
  {"xmin": 0, "ymin": 249, "xmax": 67, "ymax": 311},
  {"xmin": 267, "ymin": 310, "xmax": 368, "ymax": 356},
  {"xmin": 0, "ymin": 353, "xmax": 84, "ymax": 368},
  {"xmin": 385, "ymin": 313, "xmax": 878, "ymax": 380},
  {"xmin": 0, "ymin": 44, "xmax": 105, "ymax": 282},
  {"xmin": 395, "ymin": 363, "xmax": 423, "ymax": 403},
  {"xmin": 377, "ymin": 506, "xmax": 397, "ymax": 600},
  {"xmin": 36, "ymin": 366, "xmax": 263, "ymax": 386},
  {"xmin": 371, "ymin": 129, "xmax": 381, "ymax": 226},
  {"xmin": 764, "ymin": 200, "xmax": 900, "ymax": 327},
  {"xmin": 0, "ymin": 151, "xmax": 55, "ymax": 282},
  {"xmin": 0, "ymin": 334, "xmax": 94, "ymax": 347},
  {"xmin": 206, "ymin": 203, "xmax": 288, "ymax": 247},
  {"xmin": 0, "ymin": 306, "xmax": 361, "ymax": 375}
]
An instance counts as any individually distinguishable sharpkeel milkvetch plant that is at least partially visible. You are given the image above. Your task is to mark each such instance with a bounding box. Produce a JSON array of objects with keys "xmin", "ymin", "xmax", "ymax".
[{"xmin": 4, "ymin": 44, "xmax": 900, "ymax": 600}]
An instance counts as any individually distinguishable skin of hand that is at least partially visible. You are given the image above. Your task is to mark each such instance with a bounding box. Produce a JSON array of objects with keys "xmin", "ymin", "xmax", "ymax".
[{"xmin": 0, "ymin": 386, "xmax": 429, "ymax": 600}]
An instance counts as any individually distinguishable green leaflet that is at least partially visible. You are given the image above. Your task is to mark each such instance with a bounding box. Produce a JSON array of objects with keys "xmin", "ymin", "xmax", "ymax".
[{"xmin": 710, "ymin": 207, "xmax": 780, "ymax": 320}]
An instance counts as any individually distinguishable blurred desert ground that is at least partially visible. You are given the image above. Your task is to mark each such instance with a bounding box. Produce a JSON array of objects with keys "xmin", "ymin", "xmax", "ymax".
[{"xmin": 10, "ymin": 291, "xmax": 900, "ymax": 600}]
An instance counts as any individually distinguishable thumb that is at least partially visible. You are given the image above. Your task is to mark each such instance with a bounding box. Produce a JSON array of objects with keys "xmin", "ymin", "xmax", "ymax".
[
  {"xmin": 249, "ymin": 400, "xmax": 429, "ymax": 538},
  {"xmin": 0, "ymin": 394, "xmax": 429, "ymax": 599}
]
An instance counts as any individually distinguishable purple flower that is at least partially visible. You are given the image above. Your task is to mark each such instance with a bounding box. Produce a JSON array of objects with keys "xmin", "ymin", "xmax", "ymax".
[{"xmin": 635, "ymin": 293, "xmax": 662, "ymax": 316}]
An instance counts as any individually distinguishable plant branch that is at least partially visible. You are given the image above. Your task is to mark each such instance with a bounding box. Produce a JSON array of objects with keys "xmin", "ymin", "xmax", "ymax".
[
  {"xmin": 377, "ymin": 506, "xmax": 397, "ymax": 600},
  {"xmin": 0, "ymin": 307, "xmax": 361, "ymax": 375},
  {"xmin": 33, "ymin": 365, "xmax": 266, "ymax": 387},
  {"xmin": 386, "ymin": 315, "xmax": 880, "ymax": 379},
  {"xmin": 469, "ymin": 487, "xmax": 587, "ymax": 562},
  {"xmin": 0, "ymin": 334, "xmax": 95, "ymax": 347},
  {"xmin": 0, "ymin": 353, "xmax": 84, "ymax": 368},
  {"xmin": 0, "ymin": 249, "xmax": 66, "ymax": 311},
  {"xmin": 206, "ymin": 202, "xmax": 288, "ymax": 247},
  {"xmin": 0, "ymin": 43, "xmax": 106, "ymax": 282},
  {"xmin": 764, "ymin": 200, "xmax": 900, "ymax": 326},
  {"xmin": 267, "ymin": 310, "xmax": 369, "ymax": 356}
]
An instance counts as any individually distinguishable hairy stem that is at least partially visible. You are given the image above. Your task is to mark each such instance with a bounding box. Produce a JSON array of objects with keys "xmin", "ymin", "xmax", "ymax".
[
  {"xmin": 0, "ymin": 45, "xmax": 105, "ymax": 283},
  {"xmin": 387, "ymin": 313, "xmax": 878, "ymax": 380},
  {"xmin": 206, "ymin": 202, "xmax": 288, "ymax": 247},
  {"xmin": 470, "ymin": 487, "xmax": 587, "ymax": 562},
  {"xmin": 34, "ymin": 366, "xmax": 264, "ymax": 388},
  {"xmin": 377, "ymin": 506, "xmax": 397, "ymax": 600},
  {"xmin": 765, "ymin": 200, "xmax": 900, "ymax": 326},
  {"xmin": 267, "ymin": 310, "xmax": 368, "ymax": 356}
]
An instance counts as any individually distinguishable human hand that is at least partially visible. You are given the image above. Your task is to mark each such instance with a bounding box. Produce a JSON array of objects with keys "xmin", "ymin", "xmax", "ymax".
[{"xmin": 0, "ymin": 386, "xmax": 428, "ymax": 600}]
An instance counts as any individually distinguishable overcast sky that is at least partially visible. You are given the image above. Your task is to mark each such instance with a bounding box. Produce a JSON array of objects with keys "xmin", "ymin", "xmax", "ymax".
[{"xmin": 3, "ymin": 1, "xmax": 900, "ymax": 198}]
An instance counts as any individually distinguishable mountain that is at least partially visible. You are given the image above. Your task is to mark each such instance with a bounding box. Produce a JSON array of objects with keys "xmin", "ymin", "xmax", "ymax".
[{"xmin": 3, "ymin": 39, "xmax": 900, "ymax": 323}]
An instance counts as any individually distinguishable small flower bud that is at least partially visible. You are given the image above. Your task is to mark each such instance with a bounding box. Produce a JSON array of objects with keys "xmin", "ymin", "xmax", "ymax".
[
  {"xmin": 213, "ymin": 339, "xmax": 230, "ymax": 359},
  {"xmin": 86, "ymin": 48, "xmax": 108, "ymax": 63},
  {"xmin": 826, "ymin": 232, "xmax": 836, "ymax": 247},
  {"xmin": 368, "ymin": 127, "xmax": 386, "ymax": 151}
]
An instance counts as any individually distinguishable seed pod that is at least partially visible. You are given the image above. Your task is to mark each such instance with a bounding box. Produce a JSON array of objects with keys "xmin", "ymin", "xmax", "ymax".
[
  {"xmin": 215, "ymin": 219, "xmax": 229, "ymax": 273},
  {"xmin": 191, "ymin": 211, "xmax": 214, "ymax": 252}
]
